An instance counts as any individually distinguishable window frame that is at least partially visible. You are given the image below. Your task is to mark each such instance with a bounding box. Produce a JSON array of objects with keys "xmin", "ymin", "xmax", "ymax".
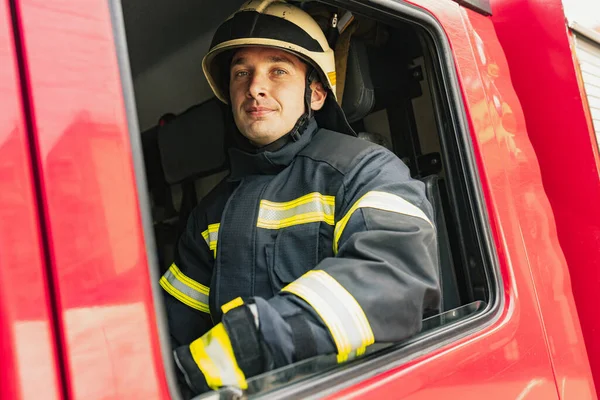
[
  {"xmin": 107, "ymin": 1, "xmax": 183, "ymax": 399},
  {"xmin": 107, "ymin": 0, "xmax": 504, "ymax": 398}
]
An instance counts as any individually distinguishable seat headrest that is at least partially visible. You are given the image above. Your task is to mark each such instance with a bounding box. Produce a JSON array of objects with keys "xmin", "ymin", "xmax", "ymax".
[
  {"xmin": 357, "ymin": 132, "xmax": 392, "ymax": 150},
  {"xmin": 341, "ymin": 40, "xmax": 375, "ymax": 123},
  {"xmin": 158, "ymin": 98, "xmax": 228, "ymax": 184}
]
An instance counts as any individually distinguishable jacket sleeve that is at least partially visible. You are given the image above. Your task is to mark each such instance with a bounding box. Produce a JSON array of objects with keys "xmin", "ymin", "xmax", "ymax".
[
  {"xmin": 161, "ymin": 206, "xmax": 215, "ymax": 349},
  {"xmin": 253, "ymin": 147, "xmax": 440, "ymax": 367}
]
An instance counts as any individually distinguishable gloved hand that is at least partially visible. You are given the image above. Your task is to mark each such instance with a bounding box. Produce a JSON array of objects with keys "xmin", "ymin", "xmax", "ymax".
[{"xmin": 173, "ymin": 299, "xmax": 266, "ymax": 395}]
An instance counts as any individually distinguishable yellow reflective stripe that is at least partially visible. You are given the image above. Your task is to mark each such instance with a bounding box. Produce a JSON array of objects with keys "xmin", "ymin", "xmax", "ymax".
[
  {"xmin": 160, "ymin": 263, "xmax": 210, "ymax": 313},
  {"xmin": 333, "ymin": 191, "xmax": 433, "ymax": 254},
  {"xmin": 189, "ymin": 323, "xmax": 247, "ymax": 390},
  {"xmin": 201, "ymin": 223, "xmax": 220, "ymax": 258},
  {"xmin": 282, "ymin": 270, "xmax": 374, "ymax": 361},
  {"xmin": 337, "ymin": 346, "xmax": 368, "ymax": 363},
  {"xmin": 309, "ymin": 270, "xmax": 374, "ymax": 350},
  {"xmin": 284, "ymin": 282, "xmax": 347, "ymax": 353},
  {"xmin": 257, "ymin": 192, "xmax": 335, "ymax": 229},
  {"xmin": 160, "ymin": 276, "xmax": 210, "ymax": 313},
  {"xmin": 169, "ymin": 263, "xmax": 209, "ymax": 295},
  {"xmin": 327, "ymin": 70, "xmax": 337, "ymax": 86},
  {"xmin": 189, "ymin": 330, "xmax": 222, "ymax": 389},
  {"xmin": 221, "ymin": 297, "xmax": 244, "ymax": 314},
  {"xmin": 207, "ymin": 223, "xmax": 219, "ymax": 234},
  {"xmin": 260, "ymin": 192, "xmax": 335, "ymax": 210}
]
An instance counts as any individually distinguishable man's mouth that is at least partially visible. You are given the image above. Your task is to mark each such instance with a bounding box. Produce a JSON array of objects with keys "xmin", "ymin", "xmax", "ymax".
[{"xmin": 245, "ymin": 106, "xmax": 275, "ymax": 118}]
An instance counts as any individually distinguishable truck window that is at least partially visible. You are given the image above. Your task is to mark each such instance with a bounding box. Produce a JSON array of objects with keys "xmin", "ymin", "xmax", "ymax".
[{"xmin": 115, "ymin": 0, "xmax": 500, "ymax": 397}]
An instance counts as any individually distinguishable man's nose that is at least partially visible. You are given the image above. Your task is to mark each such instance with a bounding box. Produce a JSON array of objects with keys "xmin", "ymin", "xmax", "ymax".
[{"xmin": 247, "ymin": 72, "xmax": 268, "ymax": 99}]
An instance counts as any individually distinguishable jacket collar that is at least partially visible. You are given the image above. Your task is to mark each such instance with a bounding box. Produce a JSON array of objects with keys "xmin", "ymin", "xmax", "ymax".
[{"xmin": 228, "ymin": 117, "xmax": 318, "ymax": 181}]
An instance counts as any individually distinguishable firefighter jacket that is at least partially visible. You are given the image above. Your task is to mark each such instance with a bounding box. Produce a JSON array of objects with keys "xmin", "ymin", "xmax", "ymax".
[{"xmin": 161, "ymin": 117, "xmax": 440, "ymax": 393}]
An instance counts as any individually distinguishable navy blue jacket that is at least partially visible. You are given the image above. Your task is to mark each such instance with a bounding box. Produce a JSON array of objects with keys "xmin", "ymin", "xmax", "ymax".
[{"xmin": 161, "ymin": 118, "xmax": 440, "ymax": 373}]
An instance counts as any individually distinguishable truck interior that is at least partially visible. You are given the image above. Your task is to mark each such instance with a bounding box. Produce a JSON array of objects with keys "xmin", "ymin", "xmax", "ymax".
[{"xmin": 118, "ymin": 0, "xmax": 499, "ymax": 396}]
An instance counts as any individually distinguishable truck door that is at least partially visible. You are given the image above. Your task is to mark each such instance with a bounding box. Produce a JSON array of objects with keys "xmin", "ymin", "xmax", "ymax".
[
  {"xmin": 0, "ymin": 0, "xmax": 62, "ymax": 398},
  {"xmin": 6, "ymin": 0, "xmax": 173, "ymax": 398},
  {"xmin": 5, "ymin": 0, "xmax": 595, "ymax": 399}
]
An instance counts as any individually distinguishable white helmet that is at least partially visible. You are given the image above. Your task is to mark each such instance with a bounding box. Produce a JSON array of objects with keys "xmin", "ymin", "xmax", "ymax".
[
  {"xmin": 202, "ymin": 0, "xmax": 337, "ymax": 104},
  {"xmin": 203, "ymin": 0, "xmax": 355, "ymax": 136}
]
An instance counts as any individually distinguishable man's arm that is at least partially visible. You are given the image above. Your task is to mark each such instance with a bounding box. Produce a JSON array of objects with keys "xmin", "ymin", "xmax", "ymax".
[
  {"xmin": 161, "ymin": 206, "xmax": 215, "ymax": 348},
  {"xmin": 173, "ymin": 147, "xmax": 440, "ymax": 394},
  {"xmin": 258, "ymin": 147, "xmax": 440, "ymax": 363}
]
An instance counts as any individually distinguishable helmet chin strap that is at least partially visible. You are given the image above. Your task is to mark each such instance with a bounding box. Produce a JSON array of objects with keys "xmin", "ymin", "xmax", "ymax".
[{"xmin": 288, "ymin": 67, "xmax": 319, "ymax": 142}]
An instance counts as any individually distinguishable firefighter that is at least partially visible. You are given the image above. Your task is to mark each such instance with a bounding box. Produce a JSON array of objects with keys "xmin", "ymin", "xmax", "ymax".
[{"xmin": 160, "ymin": 0, "xmax": 440, "ymax": 395}]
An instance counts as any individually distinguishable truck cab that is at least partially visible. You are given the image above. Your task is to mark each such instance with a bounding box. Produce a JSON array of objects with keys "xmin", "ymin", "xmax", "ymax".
[{"xmin": 0, "ymin": 0, "xmax": 598, "ymax": 398}]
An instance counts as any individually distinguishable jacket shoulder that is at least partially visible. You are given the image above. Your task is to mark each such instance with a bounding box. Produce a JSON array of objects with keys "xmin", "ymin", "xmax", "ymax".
[
  {"xmin": 193, "ymin": 175, "xmax": 235, "ymax": 221},
  {"xmin": 299, "ymin": 129, "xmax": 383, "ymax": 174}
]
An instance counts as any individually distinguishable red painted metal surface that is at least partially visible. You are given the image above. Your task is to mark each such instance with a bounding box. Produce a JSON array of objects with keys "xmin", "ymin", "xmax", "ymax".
[
  {"xmin": 0, "ymin": 1, "xmax": 62, "ymax": 399},
  {"xmin": 490, "ymin": 0, "xmax": 600, "ymax": 394},
  {"xmin": 4, "ymin": 0, "xmax": 596, "ymax": 398},
  {"xmin": 12, "ymin": 0, "xmax": 170, "ymax": 398},
  {"xmin": 327, "ymin": 0, "xmax": 596, "ymax": 398}
]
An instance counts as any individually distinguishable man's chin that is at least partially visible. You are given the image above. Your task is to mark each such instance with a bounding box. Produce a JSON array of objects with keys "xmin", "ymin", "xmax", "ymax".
[
  {"xmin": 241, "ymin": 125, "xmax": 286, "ymax": 146},
  {"xmin": 246, "ymin": 122, "xmax": 277, "ymax": 135},
  {"xmin": 245, "ymin": 131, "xmax": 277, "ymax": 145}
]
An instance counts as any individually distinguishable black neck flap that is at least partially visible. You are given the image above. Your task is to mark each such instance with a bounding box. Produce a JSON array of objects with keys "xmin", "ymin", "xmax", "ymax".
[
  {"xmin": 230, "ymin": 111, "xmax": 311, "ymax": 154},
  {"xmin": 314, "ymin": 95, "xmax": 356, "ymax": 137},
  {"xmin": 304, "ymin": 65, "xmax": 356, "ymax": 137}
]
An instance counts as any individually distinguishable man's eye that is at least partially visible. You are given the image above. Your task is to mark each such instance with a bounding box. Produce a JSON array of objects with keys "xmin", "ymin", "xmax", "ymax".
[
  {"xmin": 234, "ymin": 70, "xmax": 248, "ymax": 78},
  {"xmin": 274, "ymin": 69, "xmax": 287, "ymax": 75}
]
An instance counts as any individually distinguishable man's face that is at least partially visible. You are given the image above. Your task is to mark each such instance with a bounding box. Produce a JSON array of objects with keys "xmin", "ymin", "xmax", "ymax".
[{"xmin": 229, "ymin": 47, "xmax": 324, "ymax": 146}]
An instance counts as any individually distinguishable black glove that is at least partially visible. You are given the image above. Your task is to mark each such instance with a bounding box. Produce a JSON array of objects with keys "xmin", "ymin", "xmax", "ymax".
[{"xmin": 173, "ymin": 299, "xmax": 266, "ymax": 396}]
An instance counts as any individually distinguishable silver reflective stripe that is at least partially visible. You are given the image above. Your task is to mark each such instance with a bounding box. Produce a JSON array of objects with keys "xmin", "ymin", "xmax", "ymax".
[
  {"xmin": 203, "ymin": 334, "xmax": 240, "ymax": 386},
  {"xmin": 340, "ymin": 347, "xmax": 368, "ymax": 363},
  {"xmin": 257, "ymin": 193, "xmax": 335, "ymax": 229},
  {"xmin": 207, "ymin": 229, "xmax": 218, "ymax": 244},
  {"xmin": 163, "ymin": 268, "xmax": 210, "ymax": 304},
  {"xmin": 334, "ymin": 191, "xmax": 434, "ymax": 253},
  {"xmin": 258, "ymin": 200, "xmax": 335, "ymax": 223},
  {"xmin": 189, "ymin": 323, "xmax": 247, "ymax": 390},
  {"xmin": 201, "ymin": 223, "xmax": 220, "ymax": 258},
  {"xmin": 282, "ymin": 270, "xmax": 374, "ymax": 360},
  {"xmin": 160, "ymin": 263, "xmax": 210, "ymax": 313}
]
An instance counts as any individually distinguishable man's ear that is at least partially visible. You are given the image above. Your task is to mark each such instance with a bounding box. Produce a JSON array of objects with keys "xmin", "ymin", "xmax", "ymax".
[{"xmin": 310, "ymin": 80, "xmax": 327, "ymax": 111}]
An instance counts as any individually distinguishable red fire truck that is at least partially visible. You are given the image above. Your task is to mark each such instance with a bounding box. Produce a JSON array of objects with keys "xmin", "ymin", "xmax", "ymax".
[{"xmin": 1, "ymin": 0, "xmax": 600, "ymax": 398}]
